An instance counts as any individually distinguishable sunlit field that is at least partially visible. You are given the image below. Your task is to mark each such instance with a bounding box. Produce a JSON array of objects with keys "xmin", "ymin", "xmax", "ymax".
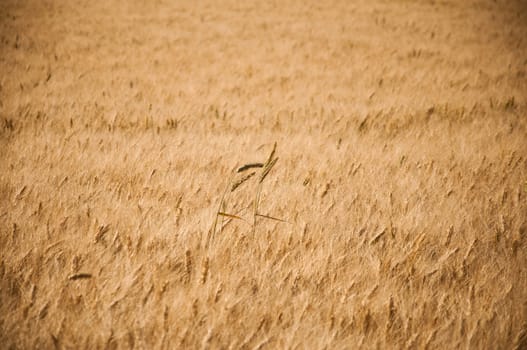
[{"xmin": 1, "ymin": 0, "xmax": 526, "ymax": 348}]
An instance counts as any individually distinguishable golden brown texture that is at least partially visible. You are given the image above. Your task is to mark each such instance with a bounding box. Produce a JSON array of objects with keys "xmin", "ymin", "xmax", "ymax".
[{"xmin": 1, "ymin": 0, "xmax": 527, "ymax": 348}]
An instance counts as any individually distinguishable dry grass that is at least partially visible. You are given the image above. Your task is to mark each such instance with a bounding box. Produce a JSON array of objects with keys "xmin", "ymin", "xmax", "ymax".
[{"xmin": 1, "ymin": 0, "xmax": 527, "ymax": 348}]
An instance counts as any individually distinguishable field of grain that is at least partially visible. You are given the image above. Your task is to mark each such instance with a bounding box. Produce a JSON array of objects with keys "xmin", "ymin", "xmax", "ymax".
[{"xmin": 1, "ymin": 0, "xmax": 527, "ymax": 348}]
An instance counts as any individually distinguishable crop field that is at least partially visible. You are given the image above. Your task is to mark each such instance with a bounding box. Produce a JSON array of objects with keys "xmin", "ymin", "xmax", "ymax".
[{"xmin": 1, "ymin": 0, "xmax": 527, "ymax": 348}]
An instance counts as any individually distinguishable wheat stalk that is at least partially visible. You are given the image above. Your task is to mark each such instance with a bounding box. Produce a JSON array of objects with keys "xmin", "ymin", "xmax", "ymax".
[
  {"xmin": 231, "ymin": 171, "xmax": 256, "ymax": 192},
  {"xmin": 210, "ymin": 142, "xmax": 284, "ymax": 240},
  {"xmin": 208, "ymin": 168, "xmax": 236, "ymax": 247},
  {"xmin": 253, "ymin": 143, "xmax": 278, "ymax": 232},
  {"xmin": 259, "ymin": 157, "xmax": 278, "ymax": 183}
]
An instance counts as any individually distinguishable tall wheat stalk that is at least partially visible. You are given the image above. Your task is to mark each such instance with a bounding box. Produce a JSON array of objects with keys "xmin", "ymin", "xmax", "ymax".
[{"xmin": 208, "ymin": 143, "xmax": 284, "ymax": 246}]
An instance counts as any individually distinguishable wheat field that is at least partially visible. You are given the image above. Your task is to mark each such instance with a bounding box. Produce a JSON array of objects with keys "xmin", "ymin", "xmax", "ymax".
[{"xmin": 1, "ymin": 0, "xmax": 527, "ymax": 349}]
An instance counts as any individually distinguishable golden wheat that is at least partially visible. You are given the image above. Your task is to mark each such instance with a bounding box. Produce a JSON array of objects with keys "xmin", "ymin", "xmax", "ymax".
[{"xmin": 1, "ymin": 0, "xmax": 526, "ymax": 348}]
